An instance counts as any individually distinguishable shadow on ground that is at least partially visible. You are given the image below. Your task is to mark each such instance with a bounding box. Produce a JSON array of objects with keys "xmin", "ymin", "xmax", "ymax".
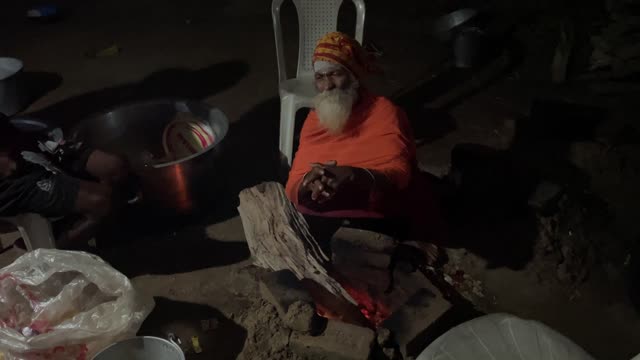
[
  {"xmin": 23, "ymin": 71, "xmax": 63, "ymax": 106},
  {"xmin": 374, "ymin": 45, "xmax": 606, "ymax": 270},
  {"xmin": 139, "ymin": 297, "xmax": 247, "ymax": 360},
  {"xmin": 28, "ymin": 60, "xmax": 250, "ymax": 129},
  {"xmin": 392, "ymin": 33, "xmax": 525, "ymax": 145},
  {"xmin": 91, "ymin": 198, "xmax": 249, "ymax": 278},
  {"xmin": 97, "ymin": 225, "xmax": 250, "ymax": 277},
  {"xmin": 221, "ymin": 97, "xmax": 282, "ymax": 194},
  {"xmin": 443, "ymin": 99, "xmax": 606, "ymax": 269}
]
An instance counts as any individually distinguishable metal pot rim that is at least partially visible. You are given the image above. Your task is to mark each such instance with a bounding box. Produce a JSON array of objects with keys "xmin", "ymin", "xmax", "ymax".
[
  {"xmin": 92, "ymin": 336, "xmax": 185, "ymax": 360},
  {"xmin": 433, "ymin": 8, "xmax": 479, "ymax": 39},
  {"xmin": 74, "ymin": 98, "xmax": 229, "ymax": 169},
  {"xmin": 0, "ymin": 57, "xmax": 24, "ymax": 81}
]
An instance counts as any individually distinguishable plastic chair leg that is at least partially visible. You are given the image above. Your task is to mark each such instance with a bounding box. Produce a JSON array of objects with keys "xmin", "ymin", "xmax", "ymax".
[
  {"xmin": 14, "ymin": 214, "xmax": 56, "ymax": 251},
  {"xmin": 279, "ymin": 97, "xmax": 297, "ymax": 166}
]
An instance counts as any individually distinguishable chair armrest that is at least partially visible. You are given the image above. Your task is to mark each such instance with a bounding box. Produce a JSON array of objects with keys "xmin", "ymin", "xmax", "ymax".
[
  {"xmin": 272, "ymin": 0, "xmax": 288, "ymax": 84},
  {"xmin": 353, "ymin": 0, "xmax": 366, "ymax": 44}
]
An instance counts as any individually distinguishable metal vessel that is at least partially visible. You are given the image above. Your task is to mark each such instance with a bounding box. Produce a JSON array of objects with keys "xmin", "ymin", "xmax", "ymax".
[
  {"xmin": 92, "ymin": 336, "xmax": 185, "ymax": 360},
  {"xmin": 72, "ymin": 99, "xmax": 229, "ymax": 213}
]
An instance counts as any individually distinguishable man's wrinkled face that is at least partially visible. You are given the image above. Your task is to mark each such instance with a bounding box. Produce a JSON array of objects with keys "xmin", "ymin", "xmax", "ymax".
[
  {"xmin": 314, "ymin": 67, "xmax": 352, "ymax": 92},
  {"xmin": 313, "ymin": 66, "xmax": 359, "ymax": 134}
]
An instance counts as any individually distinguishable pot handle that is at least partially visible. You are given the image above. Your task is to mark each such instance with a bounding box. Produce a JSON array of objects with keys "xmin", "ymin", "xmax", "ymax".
[{"xmin": 167, "ymin": 332, "xmax": 183, "ymax": 350}]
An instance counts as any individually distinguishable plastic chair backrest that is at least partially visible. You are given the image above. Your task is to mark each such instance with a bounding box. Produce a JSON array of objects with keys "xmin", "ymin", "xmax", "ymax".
[{"xmin": 272, "ymin": 0, "xmax": 365, "ymax": 82}]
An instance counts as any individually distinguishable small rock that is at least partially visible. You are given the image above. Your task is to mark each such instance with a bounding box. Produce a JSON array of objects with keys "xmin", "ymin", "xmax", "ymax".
[
  {"xmin": 381, "ymin": 287, "xmax": 451, "ymax": 359},
  {"xmin": 443, "ymin": 274, "xmax": 454, "ymax": 285},
  {"xmin": 528, "ymin": 181, "xmax": 563, "ymax": 214},
  {"xmin": 383, "ymin": 347, "xmax": 399, "ymax": 359},
  {"xmin": 260, "ymin": 270, "xmax": 310, "ymax": 311},
  {"xmin": 200, "ymin": 318, "xmax": 219, "ymax": 332},
  {"xmin": 376, "ymin": 327, "xmax": 393, "ymax": 347},
  {"xmin": 290, "ymin": 320, "xmax": 375, "ymax": 360},
  {"xmin": 569, "ymin": 289, "xmax": 582, "ymax": 302},
  {"xmin": 260, "ymin": 270, "xmax": 324, "ymax": 333},
  {"xmin": 557, "ymin": 263, "xmax": 571, "ymax": 282},
  {"xmin": 284, "ymin": 300, "xmax": 323, "ymax": 334}
]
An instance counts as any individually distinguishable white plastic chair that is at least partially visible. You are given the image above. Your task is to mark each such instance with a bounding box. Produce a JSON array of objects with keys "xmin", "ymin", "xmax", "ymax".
[
  {"xmin": 0, "ymin": 213, "xmax": 56, "ymax": 251},
  {"xmin": 416, "ymin": 313, "xmax": 595, "ymax": 360},
  {"xmin": 272, "ymin": 0, "xmax": 366, "ymax": 165}
]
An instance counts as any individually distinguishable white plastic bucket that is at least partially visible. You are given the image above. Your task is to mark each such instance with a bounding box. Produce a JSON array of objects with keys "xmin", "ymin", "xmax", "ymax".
[{"xmin": 92, "ymin": 337, "xmax": 185, "ymax": 360}]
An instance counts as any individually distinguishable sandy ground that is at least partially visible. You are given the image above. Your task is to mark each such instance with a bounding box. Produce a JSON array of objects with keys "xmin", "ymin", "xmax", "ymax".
[{"xmin": 2, "ymin": 0, "xmax": 640, "ymax": 359}]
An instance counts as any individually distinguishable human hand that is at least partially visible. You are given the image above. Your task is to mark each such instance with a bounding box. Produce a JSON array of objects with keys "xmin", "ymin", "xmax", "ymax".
[
  {"xmin": 310, "ymin": 161, "xmax": 357, "ymax": 197},
  {"xmin": 301, "ymin": 162, "xmax": 334, "ymax": 203}
]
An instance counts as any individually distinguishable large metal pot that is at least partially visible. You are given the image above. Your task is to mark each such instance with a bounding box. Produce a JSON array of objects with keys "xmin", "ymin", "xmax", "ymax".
[
  {"xmin": 72, "ymin": 99, "xmax": 229, "ymax": 213},
  {"xmin": 0, "ymin": 57, "xmax": 28, "ymax": 116}
]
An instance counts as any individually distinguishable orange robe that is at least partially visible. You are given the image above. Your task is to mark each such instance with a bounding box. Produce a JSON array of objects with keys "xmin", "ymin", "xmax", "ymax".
[{"xmin": 285, "ymin": 92, "xmax": 417, "ymax": 218}]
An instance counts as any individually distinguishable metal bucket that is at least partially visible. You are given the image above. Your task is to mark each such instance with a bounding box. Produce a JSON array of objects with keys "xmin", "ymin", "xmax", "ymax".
[
  {"xmin": 0, "ymin": 57, "xmax": 28, "ymax": 117},
  {"xmin": 433, "ymin": 8, "xmax": 478, "ymax": 42},
  {"xmin": 453, "ymin": 27, "xmax": 488, "ymax": 68},
  {"xmin": 92, "ymin": 336, "xmax": 185, "ymax": 360},
  {"xmin": 71, "ymin": 99, "xmax": 229, "ymax": 213}
]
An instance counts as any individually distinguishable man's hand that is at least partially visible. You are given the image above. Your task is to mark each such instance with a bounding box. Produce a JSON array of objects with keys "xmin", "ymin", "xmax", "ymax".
[
  {"xmin": 301, "ymin": 161, "xmax": 335, "ymax": 203},
  {"xmin": 311, "ymin": 161, "xmax": 357, "ymax": 198},
  {"xmin": 300, "ymin": 160, "xmax": 375, "ymax": 205}
]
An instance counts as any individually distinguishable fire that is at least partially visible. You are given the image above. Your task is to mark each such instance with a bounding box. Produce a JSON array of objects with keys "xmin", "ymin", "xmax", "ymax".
[
  {"xmin": 312, "ymin": 281, "xmax": 391, "ymax": 328},
  {"xmin": 342, "ymin": 283, "xmax": 391, "ymax": 328}
]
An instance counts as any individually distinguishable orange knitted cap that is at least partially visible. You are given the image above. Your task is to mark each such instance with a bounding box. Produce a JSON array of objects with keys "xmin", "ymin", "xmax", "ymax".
[{"xmin": 312, "ymin": 32, "xmax": 379, "ymax": 78}]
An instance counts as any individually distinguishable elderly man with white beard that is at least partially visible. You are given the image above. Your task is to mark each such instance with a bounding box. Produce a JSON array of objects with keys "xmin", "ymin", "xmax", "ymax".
[{"xmin": 284, "ymin": 32, "xmax": 446, "ymax": 263}]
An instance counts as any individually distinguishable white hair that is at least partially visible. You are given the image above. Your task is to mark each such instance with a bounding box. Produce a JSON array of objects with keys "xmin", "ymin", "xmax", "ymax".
[{"xmin": 313, "ymin": 85, "xmax": 359, "ymax": 134}]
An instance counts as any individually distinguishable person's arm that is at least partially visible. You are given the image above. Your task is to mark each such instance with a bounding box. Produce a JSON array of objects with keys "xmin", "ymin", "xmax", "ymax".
[
  {"xmin": 351, "ymin": 166, "xmax": 387, "ymax": 192},
  {"xmin": 298, "ymin": 163, "xmax": 385, "ymax": 211},
  {"xmin": 363, "ymin": 105, "xmax": 415, "ymax": 192},
  {"xmin": 0, "ymin": 153, "xmax": 17, "ymax": 179}
]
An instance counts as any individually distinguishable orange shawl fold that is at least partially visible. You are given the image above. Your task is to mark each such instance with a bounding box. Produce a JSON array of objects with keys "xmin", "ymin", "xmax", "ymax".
[{"xmin": 285, "ymin": 92, "xmax": 416, "ymax": 215}]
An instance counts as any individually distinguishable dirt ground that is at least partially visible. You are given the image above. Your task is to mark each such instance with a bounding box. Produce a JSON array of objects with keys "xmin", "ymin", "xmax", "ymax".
[{"xmin": 2, "ymin": 0, "xmax": 640, "ymax": 359}]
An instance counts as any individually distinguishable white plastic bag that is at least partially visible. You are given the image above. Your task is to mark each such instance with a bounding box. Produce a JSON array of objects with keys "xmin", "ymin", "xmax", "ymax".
[
  {"xmin": 417, "ymin": 313, "xmax": 596, "ymax": 360},
  {"xmin": 0, "ymin": 249, "xmax": 154, "ymax": 360}
]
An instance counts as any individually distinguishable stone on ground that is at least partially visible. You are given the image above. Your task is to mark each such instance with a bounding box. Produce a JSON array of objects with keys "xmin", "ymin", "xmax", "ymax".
[
  {"xmin": 290, "ymin": 319, "xmax": 375, "ymax": 360},
  {"xmin": 381, "ymin": 287, "xmax": 452, "ymax": 359},
  {"xmin": 259, "ymin": 269, "xmax": 322, "ymax": 333}
]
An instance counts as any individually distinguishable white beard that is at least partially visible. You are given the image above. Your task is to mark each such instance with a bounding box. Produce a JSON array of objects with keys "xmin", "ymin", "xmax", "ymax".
[{"xmin": 313, "ymin": 87, "xmax": 358, "ymax": 134}]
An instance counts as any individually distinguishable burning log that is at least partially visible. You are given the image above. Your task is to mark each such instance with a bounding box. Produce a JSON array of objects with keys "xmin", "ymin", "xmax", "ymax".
[{"xmin": 238, "ymin": 182, "xmax": 356, "ymax": 304}]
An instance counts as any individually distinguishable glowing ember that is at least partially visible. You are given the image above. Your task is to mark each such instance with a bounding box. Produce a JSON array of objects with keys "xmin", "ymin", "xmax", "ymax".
[
  {"xmin": 342, "ymin": 283, "xmax": 391, "ymax": 328},
  {"xmin": 312, "ymin": 280, "xmax": 391, "ymax": 328}
]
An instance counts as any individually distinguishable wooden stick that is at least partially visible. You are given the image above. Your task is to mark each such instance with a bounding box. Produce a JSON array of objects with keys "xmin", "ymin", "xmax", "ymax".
[{"xmin": 238, "ymin": 182, "xmax": 356, "ymax": 304}]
